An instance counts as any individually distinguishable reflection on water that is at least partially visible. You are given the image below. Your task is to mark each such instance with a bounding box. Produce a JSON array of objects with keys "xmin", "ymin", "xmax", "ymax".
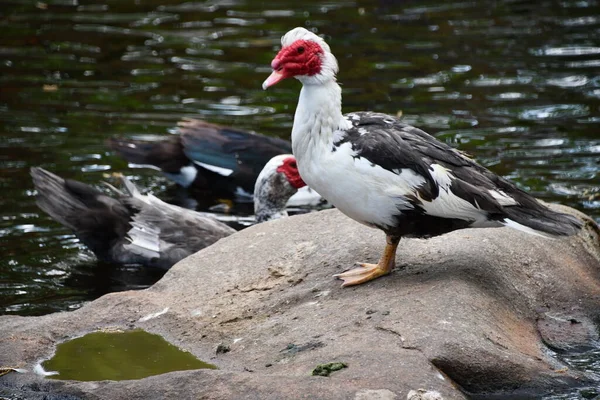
[{"xmin": 1, "ymin": 1, "xmax": 598, "ymax": 319}]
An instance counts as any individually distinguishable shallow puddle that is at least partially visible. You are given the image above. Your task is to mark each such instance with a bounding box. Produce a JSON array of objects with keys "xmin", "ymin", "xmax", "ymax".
[{"xmin": 42, "ymin": 329, "xmax": 216, "ymax": 381}]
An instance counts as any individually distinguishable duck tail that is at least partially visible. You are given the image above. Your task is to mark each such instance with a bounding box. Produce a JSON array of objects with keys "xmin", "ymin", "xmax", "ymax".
[
  {"xmin": 106, "ymin": 137, "xmax": 166, "ymax": 167},
  {"xmin": 31, "ymin": 167, "xmax": 130, "ymax": 257},
  {"xmin": 31, "ymin": 167, "xmax": 88, "ymax": 231},
  {"xmin": 501, "ymin": 204, "xmax": 582, "ymax": 237}
]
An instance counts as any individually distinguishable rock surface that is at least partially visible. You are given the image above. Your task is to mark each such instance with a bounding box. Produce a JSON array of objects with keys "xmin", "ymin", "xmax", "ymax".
[{"xmin": 1, "ymin": 206, "xmax": 600, "ymax": 399}]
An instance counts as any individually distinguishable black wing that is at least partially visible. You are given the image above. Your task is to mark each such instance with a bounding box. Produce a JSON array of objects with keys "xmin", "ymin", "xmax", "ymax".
[
  {"xmin": 336, "ymin": 112, "xmax": 479, "ymax": 201},
  {"xmin": 336, "ymin": 112, "xmax": 581, "ymax": 236},
  {"xmin": 179, "ymin": 118, "xmax": 291, "ymax": 176}
]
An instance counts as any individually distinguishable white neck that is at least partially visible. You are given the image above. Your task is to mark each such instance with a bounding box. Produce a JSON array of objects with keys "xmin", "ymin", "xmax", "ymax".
[{"xmin": 291, "ymin": 81, "xmax": 350, "ymax": 159}]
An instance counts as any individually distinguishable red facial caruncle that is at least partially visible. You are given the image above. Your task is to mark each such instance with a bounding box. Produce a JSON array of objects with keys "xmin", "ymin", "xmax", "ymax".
[
  {"xmin": 276, "ymin": 157, "xmax": 306, "ymax": 189},
  {"xmin": 262, "ymin": 40, "xmax": 323, "ymax": 89}
]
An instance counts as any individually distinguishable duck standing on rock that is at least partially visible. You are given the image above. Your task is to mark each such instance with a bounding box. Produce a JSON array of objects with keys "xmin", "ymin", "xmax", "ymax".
[
  {"xmin": 31, "ymin": 154, "xmax": 306, "ymax": 269},
  {"xmin": 262, "ymin": 27, "xmax": 582, "ymax": 287}
]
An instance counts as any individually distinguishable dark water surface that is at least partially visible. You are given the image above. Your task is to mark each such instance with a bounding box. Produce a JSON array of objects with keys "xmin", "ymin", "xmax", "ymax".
[{"xmin": 1, "ymin": 0, "xmax": 598, "ymax": 316}]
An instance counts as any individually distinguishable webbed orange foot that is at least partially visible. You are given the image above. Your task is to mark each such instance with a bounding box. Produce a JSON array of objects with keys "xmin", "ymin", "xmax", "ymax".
[
  {"xmin": 333, "ymin": 262, "xmax": 391, "ymax": 287},
  {"xmin": 333, "ymin": 234, "xmax": 401, "ymax": 287}
]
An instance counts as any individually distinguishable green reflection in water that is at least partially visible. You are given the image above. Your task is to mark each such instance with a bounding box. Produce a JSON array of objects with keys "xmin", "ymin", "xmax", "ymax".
[{"xmin": 42, "ymin": 329, "xmax": 216, "ymax": 381}]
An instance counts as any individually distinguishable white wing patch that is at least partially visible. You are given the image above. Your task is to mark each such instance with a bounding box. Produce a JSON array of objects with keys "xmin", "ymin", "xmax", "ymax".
[
  {"xmin": 489, "ymin": 189, "xmax": 518, "ymax": 206},
  {"xmin": 419, "ymin": 164, "xmax": 489, "ymax": 224},
  {"xmin": 163, "ymin": 164, "xmax": 198, "ymax": 187},
  {"xmin": 125, "ymin": 220, "xmax": 161, "ymax": 258},
  {"xmin": 429, "ymin": 164, "xmax": 454, "ymax": 188},
  {"xmin": 502, "ymin": 219, "xmax": 552, "ymax": 238},
  {"xmin": 193, "ymin": 161, "xmax": 234, "ymax": 177}
]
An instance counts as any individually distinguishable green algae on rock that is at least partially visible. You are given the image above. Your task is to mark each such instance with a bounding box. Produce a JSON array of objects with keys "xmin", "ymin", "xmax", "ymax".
[
  {"xmin": 42, "ymin": 329, "xmax": 216, "ymax": 381},
  {"xmin": 312, "ymin": 362, "xmax": 348, "ymax": 377}
]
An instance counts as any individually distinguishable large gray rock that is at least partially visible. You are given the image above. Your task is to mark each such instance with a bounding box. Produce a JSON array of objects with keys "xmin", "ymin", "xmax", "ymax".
[{"xmin": 1, "ymin": 206, "xmax": 599, "ymax": 399}]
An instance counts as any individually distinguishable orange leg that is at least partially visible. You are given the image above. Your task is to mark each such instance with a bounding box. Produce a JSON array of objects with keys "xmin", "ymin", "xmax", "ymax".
[{"xmin": 333, "ymin": 235, "xmax": 400, "ymax": 287}]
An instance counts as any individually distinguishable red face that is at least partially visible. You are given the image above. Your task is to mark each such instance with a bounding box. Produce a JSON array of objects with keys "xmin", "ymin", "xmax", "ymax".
[
  {"xmin": 263, "ymin": 40, "xmax": 323, "ymax": 89},
  {"xmin": 276, "ymin": 157, "xmax": 306, "ymax": 189}
]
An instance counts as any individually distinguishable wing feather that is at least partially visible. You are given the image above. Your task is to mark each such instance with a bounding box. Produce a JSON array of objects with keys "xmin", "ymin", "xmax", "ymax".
[{"xmin": 338, "ymin": 112, "xmax": 516, "ymax": 217}]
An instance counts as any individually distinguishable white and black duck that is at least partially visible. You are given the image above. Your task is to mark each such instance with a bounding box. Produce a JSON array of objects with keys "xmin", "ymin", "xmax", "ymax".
[
  {"xmin": 31, "ymin": 154, "xmax": 307, "ymax": 269},
  {"xmin": 263, "ymin": 27, "xmax": 582, "ymax": 287}
]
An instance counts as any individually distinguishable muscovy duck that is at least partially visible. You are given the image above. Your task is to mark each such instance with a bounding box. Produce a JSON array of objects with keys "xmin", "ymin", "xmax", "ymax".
[
  {"xmin": 108, "ymin": 118, "xmax": 291, "ymax": 198},
  {"xmin": 254, "ymin": 154, "xmax": 307, "ymax": 222},
  {"xmin": 31, "ymin": 154, "xmax": 306, "ymax": 269},
  {"xmin": 263, "ymin": 27, "xmax": 582, "ymax": 287}
]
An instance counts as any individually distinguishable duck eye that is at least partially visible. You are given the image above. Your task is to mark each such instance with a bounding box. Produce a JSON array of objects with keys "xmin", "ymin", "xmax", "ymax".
[{"xmin": 297, "ymin": 46, "xmax": 304, "ymax": 54}]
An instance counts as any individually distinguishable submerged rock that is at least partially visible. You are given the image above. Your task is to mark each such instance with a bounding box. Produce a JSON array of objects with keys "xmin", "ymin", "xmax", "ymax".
[{"xmin": 1, "ymin": 206, "xmax": 599, "ymax": 399}]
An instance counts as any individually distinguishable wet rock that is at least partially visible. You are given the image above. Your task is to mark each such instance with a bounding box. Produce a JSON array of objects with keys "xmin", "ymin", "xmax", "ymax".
[
  {"xmin": 356, "ymin": 389, "xmax": 399, "ymax": 399},
  {"xmin": 0, "ymin": 381, "xmax": 84, "ymax": 400},
  {"xmin": 0, "ymin": 206, "xmax": 599, "ymax": 399},
  {"xmin": 215, "ymin": 343, "xmax": 230, "ymax": 355},
  {"xmin": 407, "ymin": 389, "xmax": 444, "ymax": 400},
  {"xmin": 537, "ymin": 312, "xmax": 600, "ymax": 352}
]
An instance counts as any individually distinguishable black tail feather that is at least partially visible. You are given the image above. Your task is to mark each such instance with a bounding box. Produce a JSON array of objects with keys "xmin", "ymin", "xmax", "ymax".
[
  {"xmin": 107, "ymin": 137, "xmax": 188, "ymax": 173},
  {"xmin": 31, "ymin": 168, "xmax": 131, "ymax": 257},
  {"xmin": 31, "ymin": 167, "xmax": 88, "ymax": 231},
  {"xmin": 502, "ymin": 203, "xmax": 582, "ymax": 237}
]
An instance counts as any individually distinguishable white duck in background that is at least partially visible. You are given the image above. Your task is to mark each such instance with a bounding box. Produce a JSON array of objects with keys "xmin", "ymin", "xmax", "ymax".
[
  {"xmin": 263, "ymin": 27, "xmax": 582, "ymax": 287},
  {"xmin": 31, "ymin": 154, "xmax": 310, "ymax": 269}
]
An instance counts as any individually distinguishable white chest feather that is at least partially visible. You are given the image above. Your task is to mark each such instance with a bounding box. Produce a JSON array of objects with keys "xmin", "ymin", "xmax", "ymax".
[
  {"xmin": 296, "ymin": 138, "xmax": 426, "ymax": 229},
  {"xmin": 291, "ymin": 84, "xmax": 424, "ymax": 229}
]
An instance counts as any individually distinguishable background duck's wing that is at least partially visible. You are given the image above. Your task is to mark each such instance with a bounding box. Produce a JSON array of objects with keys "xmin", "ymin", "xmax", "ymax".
[
  {"xmin": 178, "ymin": 118, "xmax": 292, "ymax": 178},
  {"xmin": 118, "ymin": 190, "xmax": 236, "ymax": 269}
]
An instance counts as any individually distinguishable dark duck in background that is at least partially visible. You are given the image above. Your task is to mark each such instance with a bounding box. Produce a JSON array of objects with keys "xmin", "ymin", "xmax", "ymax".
[
  {"xmin": 263, "ymin": 27, "xmax": 582, "ymax": 287},
  {"xmin": 108, "ymin": 119, "xmax": 319, "ymax": 205}
]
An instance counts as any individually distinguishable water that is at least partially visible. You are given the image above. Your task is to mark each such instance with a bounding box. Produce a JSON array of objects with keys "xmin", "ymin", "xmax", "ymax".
[
  {"xmin": 543, "ymin": 348, "xmax": 600, "ymax": 400},
  {"xmin": 41, "ymin": 329, "xmax": 216, "ymax": 381},
  {"xmin": 0, "ymin": 1, "xmax": 598, "ymax": 315}
]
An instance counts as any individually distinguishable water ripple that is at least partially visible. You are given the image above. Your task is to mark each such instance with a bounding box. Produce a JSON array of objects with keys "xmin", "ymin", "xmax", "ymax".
[
  {"xmin": 531, "ymin": 46, "xmax": 600, "ymax": 56},
  {"xmin": 546, "ymin": 75, "xmax": 589, "ymax": 87},
  {"xmin": 489, "ymin": 104, "xmax": 590, "ymax": 120}
]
